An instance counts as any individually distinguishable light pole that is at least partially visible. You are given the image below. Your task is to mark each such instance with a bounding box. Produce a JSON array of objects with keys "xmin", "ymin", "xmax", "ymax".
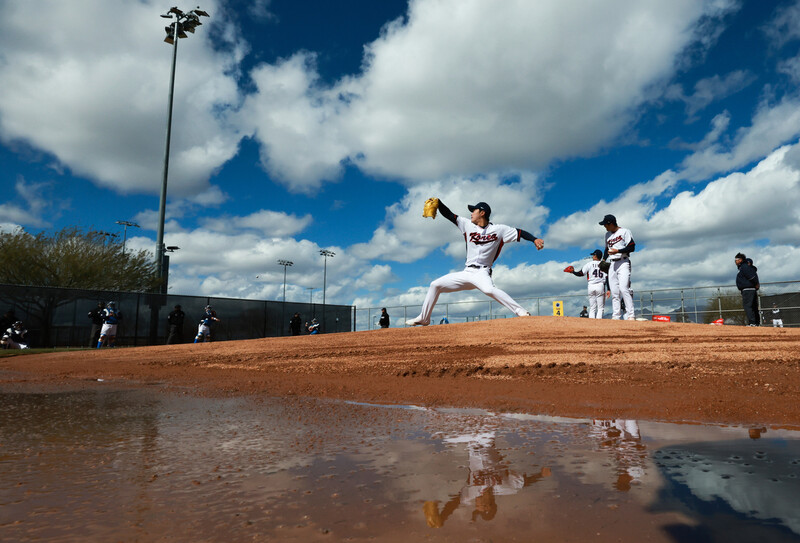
[
  {"xmin": 163, "ymin": 246, "xmax": 180, "ymax": 295},
  {"xmin": 155, "ymin": 6, "xmax": 209, "ymax": 289},
  {"xmin": 319, "ymin": 249, "xmax": 335, "ymax": 331},
  {"xmin": 115, "ymin": 220, "xmax": 140, "ymax": 256},
  {"xmin": 278, "ymin": 259, "xmax": 293, "ymax": 336},
  {"xmin": 306, "ymin": 286, "xmax": 316, "ymax": 314},
  {"xmin": 277, "ymin": 260, "xmax": 294, "ymax": 302}
]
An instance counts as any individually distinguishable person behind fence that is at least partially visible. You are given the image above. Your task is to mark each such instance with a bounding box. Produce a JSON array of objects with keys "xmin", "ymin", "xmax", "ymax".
[
  {"xmin": 379, "ymin": 308, "xmax": 390, "ymax": 329},
  {"xmin": 166, "ymin": 304, "xmax": 186, "ymax": 344},
  {"xmin": 772, "ymin": 303, "xmax": 784, "ymax": 328},
  {"xmin": 306, "ymin": 317, "xmax": 320, "ymax": 335},
  {"xmin": 97, "ymin": 301, "xmax": 121, "ymax": 348},
  {"xmin": 195, "ymin": 305, "xmax": 220, "ymax": 343},
  {"xmin": 580, "ymin": 306, "xmax": 589, "ymax": 318},
  {"xmin": 289, "ymin": 312, "xmax": 302, "ymax": 336},
  {"xmin": 735, "ymin": 253, "xmax": 760, "ymax": 326},
  {"xmin": 2, "ymin": 321, "xmax": 29, "ymax": 349},
  {"xmin": 88, "ymin": 301, "xmax": 104, "ymax": 347}
]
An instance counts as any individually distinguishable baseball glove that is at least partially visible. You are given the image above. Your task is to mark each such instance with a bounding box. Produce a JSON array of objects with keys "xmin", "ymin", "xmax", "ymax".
[
  {"xmin": 423, "ymin": 197, "xmax": 439, "ymax": 219},
  {"xmin": 563, "ymin": 265, "xmax": 574, "ymax": 273},
  {"xmin": 599, "ymin": 260, "xmax": 611, "ymax": 273}
]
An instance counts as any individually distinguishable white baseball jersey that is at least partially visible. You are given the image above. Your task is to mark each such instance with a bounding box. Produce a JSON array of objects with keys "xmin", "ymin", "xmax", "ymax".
[
  {"xmin": 580, "ymin": 261, "xmax": 607, "ymax": 286},
  {"xmin": 605, "ymin": 227, "xmax": 634, "ymax": 260},
  {"xmin": 457, "ymin": 216, "xmax": 520, "ymax": 268}
]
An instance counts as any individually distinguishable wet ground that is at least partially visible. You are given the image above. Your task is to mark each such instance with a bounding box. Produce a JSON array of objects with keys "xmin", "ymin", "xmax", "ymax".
[{"xmin": 1, "ymin": 385, "xmax": 798, "ymax": 542}]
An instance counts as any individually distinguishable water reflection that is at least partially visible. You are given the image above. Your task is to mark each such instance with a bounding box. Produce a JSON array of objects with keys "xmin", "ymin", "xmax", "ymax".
[
  {"xmin": 591, "ymin": 420, "xmax": 648, "ymax": 491},
  {"xmin": 423, "ymin": 430, "xmax": 551, "ymax": 526},
  {"xmin": 0, "ymin": 388, "xmax": 798, "ymax": 542}
]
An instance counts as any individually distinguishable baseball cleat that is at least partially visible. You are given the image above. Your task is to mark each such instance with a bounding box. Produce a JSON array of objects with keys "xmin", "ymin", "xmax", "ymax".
[{"xmin": 405, "ymin": 318, "xmax": 429, "ymax": 326}]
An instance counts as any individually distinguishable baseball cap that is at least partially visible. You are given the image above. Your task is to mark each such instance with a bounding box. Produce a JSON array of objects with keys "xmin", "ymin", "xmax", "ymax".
[
  {"xmin": 468, "ymin": 202, "xmax": 492, "ymax": 216},
  {"xmin": 735, "ymin": 252, "xmax": 746, "ymax": 260},
  {"xmin": 590, "ymin": 249, "xmax": 603, "ymax": 258},
  {"xmin": 598, "ymin": 214, "xmax": 617, "ymax": 225}
]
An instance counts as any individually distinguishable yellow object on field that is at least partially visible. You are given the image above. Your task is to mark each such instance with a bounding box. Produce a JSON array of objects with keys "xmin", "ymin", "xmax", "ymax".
[{"xmin": 552, "ymin": 301, "xmax": 563, "ymax": 317}]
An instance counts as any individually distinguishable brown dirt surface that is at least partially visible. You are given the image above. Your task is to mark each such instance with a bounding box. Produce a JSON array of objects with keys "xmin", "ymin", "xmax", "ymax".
[{"xmin": 2, "ymin": 317, "xmax": 799, "ymax": 427}]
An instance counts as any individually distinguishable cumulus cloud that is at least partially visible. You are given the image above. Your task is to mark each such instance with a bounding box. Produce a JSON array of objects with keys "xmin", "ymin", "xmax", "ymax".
[
  {"xmin": 240, "ymin": 0, "xmax": 737, "ymax": 191},
  {"xmin": 0, "ymin": 0, "xmax": 244, "ymax": 196},
  {"xmin": 679, "ymin": 96, "xmax": 800, "ymax": 181},
  {"xmin": 202, "ymin": 209, "xmax": 313, "ymax": 237}
]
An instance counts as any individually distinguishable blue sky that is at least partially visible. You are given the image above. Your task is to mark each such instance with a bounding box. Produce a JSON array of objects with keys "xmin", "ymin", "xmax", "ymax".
[{"xmin": 2, "ymin": 0, "xmax": 800, "ymax": 320}]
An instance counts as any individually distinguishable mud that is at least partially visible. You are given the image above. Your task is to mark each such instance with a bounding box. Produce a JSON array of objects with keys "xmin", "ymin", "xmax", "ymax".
[{"xmin": 2, "ymin": 317, "xmax": 799, "ymax": 427}]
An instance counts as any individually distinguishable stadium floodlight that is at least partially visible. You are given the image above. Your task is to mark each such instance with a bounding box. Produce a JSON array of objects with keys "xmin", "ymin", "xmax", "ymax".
[
  {"xmin": 166, "ymin": 246, "xmax": 180, "ymax": 252},
  {"xmin": 155, "ymin": 6, "xmax": 209, "ymax": 293},
  {"xmin": 115, "ymin": 220, "xmax": 140, "ymax": 256},
  {"xmin": 278, "ymin": 260, "xmax": 294, "ymax": 303}
]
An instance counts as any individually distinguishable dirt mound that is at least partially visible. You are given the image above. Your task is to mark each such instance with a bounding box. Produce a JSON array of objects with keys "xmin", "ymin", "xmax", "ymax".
[{"xmin": 2, "ymin": 317, "xmax": 799, "ymax": 427}]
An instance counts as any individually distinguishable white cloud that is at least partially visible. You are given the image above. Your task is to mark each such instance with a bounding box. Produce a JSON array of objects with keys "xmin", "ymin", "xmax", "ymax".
[
  {"xmin": 202, "ymin": 209, "xmax": 313, "ymax": 237},
  {"xmin": 764, "ymin": 0, "xmax": 800, "ymax": 48},
  {"xmin": 241, "ymin": 0, "xmax": 737, "ymax": 190},
  {"xmin": 354, "ymin": 264, "xmax": 399, "ymax": 291},
  {"xmin": 0, "ymin": 177, "xmax": 54, "ymax": 227},
  {"xmin": 0, "ymin": 0, "xmax": 244, "ymax": 196},
  {"xmin": 680, "ymin": 96, "xmax": 800, "ymax": 181}
]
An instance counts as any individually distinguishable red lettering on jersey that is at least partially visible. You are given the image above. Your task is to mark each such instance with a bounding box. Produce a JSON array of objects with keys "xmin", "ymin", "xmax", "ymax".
[
  {"xmin": 607, "ymin": 234, "xmax": 623, "ymax": 246},
  {"xmin": 469, "ymin": 232, "xmax": 498, "ymax": 245}
]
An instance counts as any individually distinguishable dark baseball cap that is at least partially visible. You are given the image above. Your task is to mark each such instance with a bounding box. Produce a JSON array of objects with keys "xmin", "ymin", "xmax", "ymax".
[
  {"xmin": 590, "ymin": 249, "xmax": 603, "ymax": 258},
  {"xmin": 599, "ymin": 214, "xmax": 617, "ymax": 225},
  {"xmin": 735, "ymin": 252, "xmax": 746, "ymax": 260},
  {"xmin": 468, "ymin": 202, "xmax": 492, "ymax": 216}
]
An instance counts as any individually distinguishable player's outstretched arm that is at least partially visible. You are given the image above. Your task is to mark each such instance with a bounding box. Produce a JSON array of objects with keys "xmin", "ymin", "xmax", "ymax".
[
  {"xmin": 519, "ymin": 229, "xmax": 544, "ymax": 250},
  {"xmin": 436, "ymin": 200, "xmax": 458, "ymax": 225}
]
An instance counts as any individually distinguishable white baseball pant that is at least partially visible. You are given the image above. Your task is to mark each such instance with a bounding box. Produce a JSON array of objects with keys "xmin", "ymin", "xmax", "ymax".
[
  {"xmin": 413, "ymin": 267, "xmax": 528, "ymax": 325},
  {"xmin": 608, "ymin": 259, "xmax": 634, "ymax": 320},
  {"xmin": 587, "ymin": 283, "xmax": 605, "ymax": 319}
]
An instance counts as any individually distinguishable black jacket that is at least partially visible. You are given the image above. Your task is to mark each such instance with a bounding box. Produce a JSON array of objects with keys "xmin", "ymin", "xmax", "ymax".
[
  {"xmin": 379, "ymin": 312, "xmax": 390, "ymax": 328},
  {"xmin": 167, "ymin": 309, "xmax": 185, "ymax": 326},
  {"xmin": 88, "ymin": 307, "xmax": 104, "ymax": 325},
  {"xmin": 736, "ymin": 261, "xmax": 759, "ymax": 291}
]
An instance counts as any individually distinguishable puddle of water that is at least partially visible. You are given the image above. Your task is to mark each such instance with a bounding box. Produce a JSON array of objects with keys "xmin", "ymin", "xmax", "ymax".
[{"xmin": 0, "ymin": 387, "xmax": 798, "ymax": 542}]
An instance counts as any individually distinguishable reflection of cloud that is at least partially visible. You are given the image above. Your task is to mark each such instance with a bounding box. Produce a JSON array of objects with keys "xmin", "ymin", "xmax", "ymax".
[{"xmin": 655, "ymin": 441, "xmax": 800, "ymax": 535}]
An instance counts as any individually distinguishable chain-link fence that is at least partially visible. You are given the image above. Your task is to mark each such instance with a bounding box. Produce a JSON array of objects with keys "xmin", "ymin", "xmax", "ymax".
[
  {"xmin": 355, "ymin": 281, "xmax": 800, "ymax": 330},
  {"xmin": 0, "ymin": 284, "xmax": 353, "ymax": 348}
]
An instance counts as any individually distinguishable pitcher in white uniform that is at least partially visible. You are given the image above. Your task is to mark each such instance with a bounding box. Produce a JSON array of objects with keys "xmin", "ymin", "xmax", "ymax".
[
  {"xmin": 406, "ymin": 200, "xmax": 544, "ymax": 326},
  {"xmin": 599, "ymin": 214, "xmax": 636, "ymax": 320}
]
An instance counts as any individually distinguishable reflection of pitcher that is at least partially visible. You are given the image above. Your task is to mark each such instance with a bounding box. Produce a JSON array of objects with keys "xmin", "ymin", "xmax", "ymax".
[
  {"xmin": 424, "ymin": 431, "xmax": 550, "ymax": 527},
  {"xmin": 591, "ymin": 420, "xmax": 647, "ymax": 492}
]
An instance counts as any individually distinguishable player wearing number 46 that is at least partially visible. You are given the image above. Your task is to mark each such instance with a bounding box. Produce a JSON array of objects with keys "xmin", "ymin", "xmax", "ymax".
[
  {"xmin": 600, "ymin": 214, "xmax": 636, "ymax": 321},
  {"xmin": 406, "ymin": 199, "xmax": 543, "ymax": 327},
  {"xmin": 564, "ymin": 249, "xmax": 609, "ymax": 319}
]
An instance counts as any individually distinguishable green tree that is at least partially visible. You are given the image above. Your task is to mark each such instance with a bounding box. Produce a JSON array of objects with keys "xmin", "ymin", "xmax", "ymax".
[
  {"xmin": 703, "ymin": 289, "xmax": 747, "ymax": 325},
  {"xmin": 0, "ymin": 227, "xmax": 161, "ymax": 345}
]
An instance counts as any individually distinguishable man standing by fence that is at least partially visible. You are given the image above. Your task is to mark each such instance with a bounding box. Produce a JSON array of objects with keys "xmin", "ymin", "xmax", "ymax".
[{"xmin": 735, "ymin": 253, "xmax": 760, "ymax": 326}]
